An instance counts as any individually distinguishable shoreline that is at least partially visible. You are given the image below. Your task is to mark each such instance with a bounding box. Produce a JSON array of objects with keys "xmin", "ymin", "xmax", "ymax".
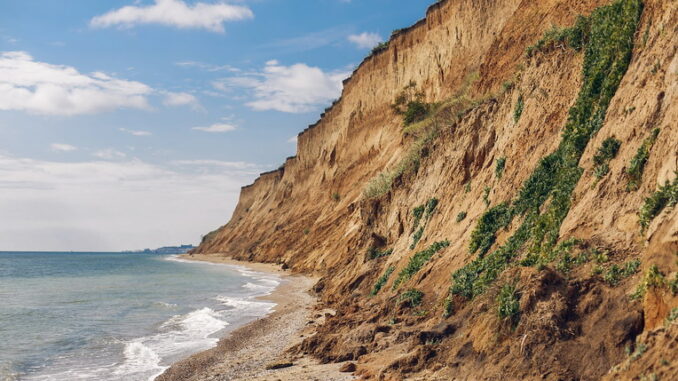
[{"xmin": 156, "ymin": 254, "xmax": 355, "ymax": 381}]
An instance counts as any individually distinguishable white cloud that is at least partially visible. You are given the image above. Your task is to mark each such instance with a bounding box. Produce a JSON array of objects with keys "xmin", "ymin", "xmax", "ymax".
[
  {"xmin": 192, "ymin": 123, "xmax": 236, "ymax": 133},
  {"xmin": 93, "ymin": 149, "xmax": 127, "ymax": 160},
  {"xmin": 119, "ymin": 128, "xmax": 152, "ymax": 136},
  {"xmin": 51, "ymin": 143, "xmax": 77, "ymax": 152},
  {"xmin": 162, "ymin": 91, "xmax": 202, "ymax": 110},
  {"xmin": 0, "ymin": 153, "xmax": 263, "ymax": 251},
  {"xmin": 0, "ymin": 51, "xmax": 153, "ymax": 116},
  {"xmin": 90, "ymin": 0, "xmax": 254, "ymax": 33},
  {"xmin": 348, "ymin": 32, "xmax": 383, "ymax": 49},
  {"xmin": 287, "ymin": 136, "xmax": 297, "ymax": 144},
  {"xmin": 221, "ymin": 60, "xmax": 350, "ymax": 113}
]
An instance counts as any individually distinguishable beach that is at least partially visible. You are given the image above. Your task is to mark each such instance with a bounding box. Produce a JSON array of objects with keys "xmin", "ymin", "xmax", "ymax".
[{"xmin": 156, "ymin": 254, "xmax": 355, "ymax": 381}]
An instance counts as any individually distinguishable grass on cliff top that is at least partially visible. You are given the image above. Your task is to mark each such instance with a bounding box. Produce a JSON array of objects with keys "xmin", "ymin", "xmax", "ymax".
[{"xmin": 451, "ymin": 0, "xmax": 644, "ymax": 300}]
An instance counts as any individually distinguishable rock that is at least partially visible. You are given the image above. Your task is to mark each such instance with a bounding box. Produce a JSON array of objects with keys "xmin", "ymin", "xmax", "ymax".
[
  {"xmin": 339, "ymin": 362, "xmax": 357, "ymax": 372},
  {"xmin": 265, "ymin": 361, "xmax": 294, "ymax": 370}
]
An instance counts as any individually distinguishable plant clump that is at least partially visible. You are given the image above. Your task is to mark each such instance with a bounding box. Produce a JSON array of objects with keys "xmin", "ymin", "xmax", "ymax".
[
  {"xmin": 393, "ymin": 240, "xmax": 450, "ymax": 290},
  {"xmin": 497, "ymin": 283, "xmax": 521, "ymax": 328},
  {"xmin": 627, "ymin": 128, "xmax": 660, "ymax": 191},
  {"xmin": 592, "ymin": 137, "xmax": 621, "ymax": 180},
  {"xmin": 368, "ymin": 247, "xmax": 394, "ymax": 260},
  {"xmin": 638, "ymin": 174, "xmax": 677, "ymax": 231},
  {"xmin": 399, "ymin": 289, "xmax": 424, "ymax": 307},
  {"xmin": 371, "ymin": 266, "xmax": 395, "ymax": 296}
]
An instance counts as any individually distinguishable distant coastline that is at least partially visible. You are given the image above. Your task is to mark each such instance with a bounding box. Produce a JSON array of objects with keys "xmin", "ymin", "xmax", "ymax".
[{"xmin": 124, "ymin": 244, "xmax": 195, "ymax": 255}]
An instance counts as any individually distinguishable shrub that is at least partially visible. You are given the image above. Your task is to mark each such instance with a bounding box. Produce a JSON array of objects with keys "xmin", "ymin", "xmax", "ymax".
[
  {"xmin": 525, "ymin": 15, "xmax": 591, "ymax": 58},
  {"xmin": 638, "ymin": 174, "xmax": 677, "ymax": 231},
  {"xmin": 426, "ymin": 198, "xmax": 439, "ymax": 215},
  {"xmin": 513, "ymin": 95, "xmax": 524, "ymax": 123},
  {"xmin": 464, "ymin": 182, "xmax": 471, "ymax": 193},
  {"xmin": 368, "ymin": 247, "xmax": 394, "ymax": 260},
  {"xmin": 370, "ymin": 41, "xmax": 389, "ymax": 56},
  {"xmin": 399, "ymin": 289, "xmax": 424, "ymax": 307},
  {"xmin": 495, "ymin": 157, "xmax": 507, "ymax": 179},
  {"xmin": 332, "ymin": 192, "xmax": 340, "ymax": 201},
  {"xmin": 627, "ymin": 128, "xmax": 660, "ymax": 191},
  {"xmin": 393, "ymin": 240, "xmax": 450, "ymax": 290},
  {"xmin": 410, "ymin": 227, "xmax": 424, "ymax": 249},
  {"xmin": 442, "ymin": 296, "xmax": 454, "ymax": 317},
  {"xmin": 604, "ymin": 259, "xmax": 641, "ymax": 286},
  {"xmin": 456, "ymin": 211, "xmax": 467, "ymax": 222},
  {"xmin": 363, "ymin": 128, "xmax": 438, "ymax": 198},
  {"xmin": 593, "ymin": 137, "xmax": 621, "ymax": 179},
  {"xmin": 631, "ymin": 265, "xmax": 665, "ymax": 300},
  {"xmin": 483, "ymin": 186, "xmax": 491, "ymax": 206},
  {"xmin": 497, "ymin": 283, "xmax": 520, "ymax": 327},
  {"xmin": 371, "ymin": 266, "xmax": 395, "ymax": 296},
  {"xmin": 468, "ymin": 203, "xmax": 511, "ymax": 256},
  {"xmin": 413, "ymin": 205, "xmax": 426, "ymax": 228},
  {"xmin": 403, "ymin": 101, "xmax": 430, "ymax": 126}
]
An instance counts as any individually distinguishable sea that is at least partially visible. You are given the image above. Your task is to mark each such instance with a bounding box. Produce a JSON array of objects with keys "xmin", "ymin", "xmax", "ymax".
[{"xmin": 0, "ymin": 252, "xmax": 280, "ymax": 381}]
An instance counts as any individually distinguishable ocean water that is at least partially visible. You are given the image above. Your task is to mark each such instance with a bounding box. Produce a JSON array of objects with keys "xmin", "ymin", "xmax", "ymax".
[{"xmin": 0, "ymin": 252, "xmax": 280, "ymax": 381}]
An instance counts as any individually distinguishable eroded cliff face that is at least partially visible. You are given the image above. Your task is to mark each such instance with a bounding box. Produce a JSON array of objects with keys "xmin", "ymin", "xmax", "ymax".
[{"xmin": 196, "ymin": 0, "xmax": 677, "ymax": 379}]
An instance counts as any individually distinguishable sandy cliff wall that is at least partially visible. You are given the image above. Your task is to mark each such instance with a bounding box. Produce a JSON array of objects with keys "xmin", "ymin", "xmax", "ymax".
[{"xmin": 196, "ymin": 0, "xmax": 677, "ymax": 379}]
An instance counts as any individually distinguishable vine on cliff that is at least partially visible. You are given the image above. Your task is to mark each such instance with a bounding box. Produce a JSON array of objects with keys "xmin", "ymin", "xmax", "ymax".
[{"xmin": 451, "ymin": 0, "xmax": 644, "ymax": 300}]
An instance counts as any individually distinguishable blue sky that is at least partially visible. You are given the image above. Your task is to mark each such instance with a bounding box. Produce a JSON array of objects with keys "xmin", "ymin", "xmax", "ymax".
[{"xmin": 0, "ymin": 0, "xmax": 431, "ymax": 251}]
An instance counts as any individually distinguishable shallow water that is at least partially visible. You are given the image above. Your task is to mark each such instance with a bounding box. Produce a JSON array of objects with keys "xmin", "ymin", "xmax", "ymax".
[{"xmin": 0, "ymin": 252, "xmax": 279, "ymax": 381}]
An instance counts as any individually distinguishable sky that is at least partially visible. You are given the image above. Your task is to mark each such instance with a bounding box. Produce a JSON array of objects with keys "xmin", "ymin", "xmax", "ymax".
[{"xmin": 0, "ymin": 0, "xmax": 431, "ymax": 251}]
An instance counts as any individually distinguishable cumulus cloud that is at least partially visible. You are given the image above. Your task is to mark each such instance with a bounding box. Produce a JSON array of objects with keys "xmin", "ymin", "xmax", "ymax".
[
  {"xmin": 192, "ymin": 123, "xmax": 236, "ymax": 133},
  {"xmin": 90, "ymin": 0, "xmax": 254, "ymax": 33},
  {"xmin": 162, "ymin": 91, "xmax": 202, "ymax": 110},
  {"xmin": 50, "ymin": 143, "xmax": 77, "ymax": 152},
  {"xmin": 220, "ymin": 60, "xmax": 350, "ymax": 113},
  {"xmin": 348, "ymin": 32, "xmax": 383, "ymax": 49},
  {"xmin": 119, "ymin": 128, "xmax": 152, "ymax": 136},
  {"xmin": 0, "ymin": 51, "xmax": 153, "ymax": 116},
  {"xmin": 0, "ymin": 153, "xmax": 264, "ymax": 251}
]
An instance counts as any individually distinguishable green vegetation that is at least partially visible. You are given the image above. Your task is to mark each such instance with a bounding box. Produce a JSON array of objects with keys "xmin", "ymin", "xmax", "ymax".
[
  {"xmin": 464, "ymin": 182, "xmax": 471, "ymax": 193},
  {"xmin": 482, "ymin": 186, "xmax": 491, "ymax": 207},
  {"xmin": 393, "ymin": 240, "xmax": 450, "ymax": 290},
  {"xmin": 370, "ymin": 41, "xmax": 389, "ymax": 56},
  {"xmin": 371, "ymin": 266, "xmax": 395, "ymax": 296},
  {"xmin": 497, "ymin": 283, "xmax": 521, "ymax": 327},
  {"xmin": 456, "ymin": 211, "xmax": 467, "ymax": 222},
  {"xmin": 410, "ymin": 198, "xmax": 439, "ymax": 249},
  {"xmin": 468, "ymin": 203, "xmax": 511, "ymax": 256},
  {"xmin": 368, "ymin": 247, "xmax": 394, "ymax": 260},
  {"xmin": 631, "ymin": 265, "xmax": 665, "ymax": 300},
  {"xmin": 331, "ymin": 192, "xmax": 341, "ymax": 201},
  {"xmin": 667, "ymin": 307, "xmax": 678, "ymax": 325},
  {"xmin": 495, "ymin": 157, "xmax": 507, "ymax": 179},
  {"xmin": 627, "ymin": 128, "xmax": 660, "ymax": 191},
  {"xmin": 513, "ymin": 95, "xmax": 524, "ymax": 123},
  {"xmin": 391, "ymin": 81, "xmax": 430, "ymax": 127},
  {"xmin": 363, "ymin": 128, "xmax": 438, "ymax": 198},
  {"xmin": 593, "ymin": 137, "xmax": 621, "ymax": 179},
  {"xmin": 526, "ymin": 15, "xmax": 590, "ymax": 58},
  {"xmin": 451, "ymin": 0, "xmax": 643, "ymax": 300},
  {"xmin": 603, "ymin": 259, "xmax": 641, "ymax": 286},
  {"xmin": 442, "ymin": 296, "xmax": 454, "ymax": 318},
  {"xmin": 398, "ymin": 289, "xmax": 424, "ymax": 307},
  {"xmin": 638, "ymin": 174, "xmax": 677, "ymax": 231}
]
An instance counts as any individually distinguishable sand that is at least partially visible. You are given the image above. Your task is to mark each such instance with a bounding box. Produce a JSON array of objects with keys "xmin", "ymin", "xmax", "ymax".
[{"xmin": 155, "ymin": 254, "xmax": 355, "ymax": 381}]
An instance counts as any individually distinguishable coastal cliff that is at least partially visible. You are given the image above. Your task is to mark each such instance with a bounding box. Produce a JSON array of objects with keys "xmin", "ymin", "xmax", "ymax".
[{"xmin": 195, "ymin": 0, "xmax": 677, "ymax": 379}]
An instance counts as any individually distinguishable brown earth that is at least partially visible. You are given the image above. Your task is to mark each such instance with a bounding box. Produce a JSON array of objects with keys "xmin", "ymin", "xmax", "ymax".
[{"xmin": 192, "ymin": 0, "xmax": 678, "ymax": 379}]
